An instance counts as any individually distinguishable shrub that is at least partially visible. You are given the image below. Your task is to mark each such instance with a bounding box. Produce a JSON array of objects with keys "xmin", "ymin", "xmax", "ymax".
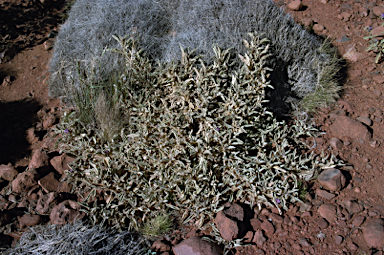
[
  {"xmin": 3, "ymin": 221, "xmax": 149, "ymax": 255},
  {"xmin": 52, "ymin": 33, "xmax": 342, "ymax": 236},
  {"xmin": 49, "ymin": 0, "xmax": 341, "ymax": 116}
]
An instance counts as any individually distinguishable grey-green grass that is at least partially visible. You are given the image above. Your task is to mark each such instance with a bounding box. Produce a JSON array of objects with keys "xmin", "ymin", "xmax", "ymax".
[{"xmin": 53, "ymin": 33, "xmax": 343, "ymax": 240}]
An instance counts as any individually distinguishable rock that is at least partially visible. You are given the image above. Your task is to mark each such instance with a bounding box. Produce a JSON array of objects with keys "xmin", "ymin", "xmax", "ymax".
[
  {"xmin": 26, "ymin": 127, "xmax": 39, "ymax": 144},
  {"xmin": 215, "ymin": 211, "xmax": 238, "ymax": 241},
  {"xmin": 356, "ymin": 116, "xmax": 372, "ymax": 126},
  {"xmin": 18, "ymin": 214, "xmax": 41, "ymax": 229},
  {"xmin": 0, "ymin": 48, "xmax": 17, "ymax": 63},
  {"xmin": 340, "ymin": 12, "xmax": 352, "ymax": 21},
  {"xmin": 50, "ymin": 200, "xmax": 83, "ymax": 225},
  {"xmin": 224, "ymin": 203, "xmax": 244, "ymax": 221},
  {"xmin": 50, "ymin": 154, "xmax": 75, "ymax": 175},
  {"xmin": 344, "ymin": 200, "xmax": 364, "ymax": 214},
  {"xmin": 38, "ymin": 172, "xmax": 60, "ymax": 193},
  {"xmin": 287, "ymin": 0, "xmax": 302, "ymax": 11},
  {"xmin": 343, "ymin": 44, "xmax": 362, "ymax": 62},
  {"xmin": 36, "ymin": 192, "xmax": 56, "ymax": 215},
  {"xmin": 372, "ymin": 74, "xmax": 384, "ymax": 84},
  {"xmin": 29, "ymin": 150, "xmax": 50, "ymax": 170},
  {"xmin": 253, "ymin": 230, "xmax": 267, "ymax": 246},
  {"xmin": 330, "ymin": 116, "xmax": 371, "ymax": 141},
  {"xmin": 352, "ymin": 216, "xmax": 365, "ymax": 227},
  {"xmin": 1, "ymin": 75, "xmax": 12, "ymax": 87},
  {"xmin": 151, "ymin": 240, "xmax": 171, "ymax": 252},
  {"xmin": 250, "ymin": 218, "xmax": 263, "ymax": 231},
  {"xmin": 11, "ymin": 170, "xmax": 39, "ymax": 194},
  {"xmin": 371, "ymin": 26, "xmax": 384, "ymax": 38},
  {"xmin": 315, "ymin": 218, "xmax": 329, "ymax": 229},
  {"xmin": 0, "ymin": 163, "xmax": 18, "ymax": 181},
  {"xmin": 372, "ymin": 6, "xmax": 384, "ymax": 17},
  {"xmin": 303, "ymin": 18, "xmax": 314, "ymax": 27},
  {"xmin": 269, "ymin": 213, "xmax": 284, "ymax": 224},
  {"xmin": 329, "ymin": 138, "xmax": 343, "ymax": 150},
  {"xmin": 318, "ymin": 204, "xmax": 337, "ymax": 223},
  {"xmin": 43, "ymin": 114, "xmax": 57, "ymax": 129},
  {"xmin": 334, "ymin": 235, "xmax": 343, "ymax": 245},
  {"xmin": 243, "ymin": 231, "xmax": 254, "ymax": 242},
  {"xmin": 299, "ymin": 238, "xmax": 311, "ymax": 247},
  {"xmin": 43, "ymin": 40, "xmax": 54, "ymax": 51},
  {"xmin": 261, "ymin": 220, "xmax": 275, "ymax": 235},
  {"xmin": 363, "ymin": 219, "xmax": 384, "ymax": 248},
  {"xmin": 173, "ymin": 236, "xmax": 223, "ymax": 255},
  {"xmin": 316, "ymin": 189, "xmax": 336, "ymax": 200},
  {"xmin": 317, "ymin": 168, "xmax": 346, "ymax": 191},
  {"xmin": 313, "ymin": 24, "xmax": 324, "ymax": 32}
]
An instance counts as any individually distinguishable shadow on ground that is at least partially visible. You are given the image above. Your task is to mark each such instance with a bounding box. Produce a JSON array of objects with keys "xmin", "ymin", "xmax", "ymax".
[{"xmin": 0, "ymin": 99, "xmax": 41, "ymax": 165}]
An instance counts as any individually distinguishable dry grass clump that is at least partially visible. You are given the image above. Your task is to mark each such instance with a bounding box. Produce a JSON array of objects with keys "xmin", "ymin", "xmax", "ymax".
[
  {"xmin": 53, "ymin": 33, "xmax": 343, "ymax": 238},
  {"xmin": 3, "ymin": 220, "xmax": 149, "ymax": 255}
]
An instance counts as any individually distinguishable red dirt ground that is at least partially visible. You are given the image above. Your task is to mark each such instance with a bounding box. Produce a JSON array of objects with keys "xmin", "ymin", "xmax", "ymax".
[{"xmin": 0, "ymin": 0, "xmax": 384, "ymax": 254}]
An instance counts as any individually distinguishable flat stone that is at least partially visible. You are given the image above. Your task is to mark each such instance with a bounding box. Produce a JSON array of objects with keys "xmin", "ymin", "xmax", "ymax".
[
  {"xmin": 38, "ymin": 172, "xmax": 61, "ymax": 193},
  {"xmin": 329, "ymin": 137, "xmax": 343, "ymax": 150},
  {"xmin": 215, "ymin": 211, "xmax": 238, "ymax": 241},
  {"xmin": 317, "ymin": 168, "xmax": 346, "ymax": 191},
  {"xmin": 224, "ymin": 203, "xmax": 244, "ymax": 221},
  {"xmin": 316, "ymin": 189, "xmax": 336, "ymax": 200},
  {"xmin": 50, "ymin": 153, "xmax": 75, "ymax": 175},
  {"xmin": 363, "ymin": 219, "xmax": 384, "ymax": 248},
  {"xmin": 250, "ymin": 218, "xmax": 262, "ymax": 231},
  {"xmin": 356, "ymin": 116, "xmax": 372, "ymax": 126},
  {"xmin": 18, "ymin": 214, "xmax": 41, "ymax": 229},
  {"xmin": 261, "ymin": 220, "xmax": 275, "ymax": 235},
  {"xmin": 269, "ymin": 213, "xmax": 284, "ymax": 224},
  {"xmin": 0, "ymin": 163, "xmax": 18, "ymax": 182},
  {"xmin": 372, "ymin": 74, "xmax": 384, "ymax": 84},
  {"xmin": 253, "ymin": 230, "xmax": 267, "ymax": 246},
  {"xmin": 344, "ymin": 200, "xmax": 364, "ymax": 215},
  {"xmin": 49, "ymin": 200, "xmax": 83, "ymax": 225},
  {"xmin": 330, "ymin": 116, "xmax": 371, "ymax": 141},
  {"xmin": 352, "ymin": 216, "xmax": 365, "ymax": 227},
  {"xmin": 315, "ymin": 218, "xmax": 329, "ymax": 229},
  {"xmin": 318, "ymin": 204, "xmax": 337, "ymax": 223},
  {"xmin": 173, "ymin": 236, "xmax": 223, "ymax": 255},
  {"xmin": 372, "ymin": 6, "xmax": 384, "ymax": 17},
  {"xmin": 11, "ymin": 170, "xmax": 39, "ymax": 194},
  {"xmin": 287, "ymin": 0, "xmax": 302, "ymax": 10},
  {"xmin": 334, "ymin": 235, "xmax": 343, "ymax": 245}
]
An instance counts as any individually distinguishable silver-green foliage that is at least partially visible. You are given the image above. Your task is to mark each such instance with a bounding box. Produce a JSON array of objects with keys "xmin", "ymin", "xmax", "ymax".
[
  {"xmin": 49, "ymin": 0, "xmax": 341, "ymax": 114},
  {"xmin": 4, "ymin": 221, "xmax": 149, "ymax": 255},
  {"xmin": 54, "ymin": 34, "xmax": 341, "ymax": 233}
]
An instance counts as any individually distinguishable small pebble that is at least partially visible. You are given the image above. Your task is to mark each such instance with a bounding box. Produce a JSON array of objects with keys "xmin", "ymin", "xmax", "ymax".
[{"xmin": 354, "ymin": 187, "xmax": 361, "ymax": 193}]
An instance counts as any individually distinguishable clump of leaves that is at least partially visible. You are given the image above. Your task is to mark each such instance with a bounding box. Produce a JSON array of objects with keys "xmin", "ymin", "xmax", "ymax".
[
  {"xmin": 54, "ymin": 33, "xmax": 343, "ymax": 239},
  {"xmin": 141, "ymin": 212, "xmax": 173, "ymax": 239},
  {"xmin": 364, "ymin": 14, "xmax": 384, "ymax": 64}
]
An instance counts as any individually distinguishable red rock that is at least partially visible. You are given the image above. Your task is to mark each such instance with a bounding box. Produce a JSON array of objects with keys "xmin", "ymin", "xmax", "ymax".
[
  {"xmin": 344, "ymin": 200, "xmax": 364, "ymax": 214},
  {"xmin": 49, "ymin": 200, "xmax": 83, "ymax": 225},
  {"xmin": 0, "ymin": 163, "xmax": 18, "ymax": 181},
  {"xmin": 363, "ymin": 219, "xmax": 384, "ymax": 248},
  {"xmin": 11, "ymin": 170, "xmax": 39, "ymax": 194},
  {"xmin": 372, "ymin": 74, "xmax": 384, "ymax": 84},
  {"xmin": 243, "ymin": 231, "xmax": 254, "ymax": 242},
  {"xmin": 223, "ymin": 203, "xmax": 244, "ymax": 221},
  {"xmin": 287, "ymin": 0, "xmax": 302, "ymax": 11},
  {"xmin": 373, "ymin": 6, "xmax": 384, "ymax": 17},
  {"xmin": 352, "ymin": 216, "xmax": 365, "ymax": 227},
  {"xmin": 316, "ymin": 189, "xmax": 336, "ymax": 200},
  {"xmin": 250, "ymin": 218, "xmax": 262, "ymax": 231},
  {"xmin": 253, "ymin": 230, "xmax": 267, "ymax": 246},
  {"xmin": 29, "ymin": 150, "xmax": 49, "ymax": 170},
  {"xmin": 151, "ymin": 240, "xmax": 171, "ymax": 252},
  {"xmin": 38, "ymin": 172, "xmax": 60, "ymax": 193},
  {"xmin": 18, "ymin": 214, "xmax": 41, "ymax": 229},
  {"xmin": 50, "ymin": 154, "xmax": 75, "ymax": 175},
  {"xmin": 269, "ymin": 213, "xmax": 284, "ymax": 224},
  {"xmin": 356, "ymin": 116, "xmax": 372, "ymax": 126},
  {"xmin": 26, "ymin": 127, "xmax": 39, "ymax": 144},
  {"xmin": 330, "ymin": 116, "xmax": 371, "ymax": 141},
  {"xmin": 215, "ymin": 211, "xmax": 238, "ymax": 241},
  {"xmin": 318, "ymin": 204, "xmax": 337, "ymax": 223},
  {"xmin": 172, "ymin": 236, "xmax": 223, "ymax": 255},
  {"xmin": 315, "ymin": 218, "xmax": 329, "ymax": 229},
  {"xmin": 261, "ymin": 220, "xmax": 275, "ymax": 235},
  {"xmin": 329, "ymin": 137, "xmax": 343, "ymax": 150},
  {"xmin": 43, "ymin": 40, "xmax": 54, "ymax": 51},
  {"xmin": 334, "ymin": 235, "xmax": 343, "ymax": 245},
  {"xmin": 313, "ymin": 24, "xmax": 324, "ymax": 32},
  {"xmin": 43, "ymin": 114, "xmax": 57, "ymax": 129},
  {"xmin": 317, "ymin": 168, "xmax": 346, "ymax": 192}
]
